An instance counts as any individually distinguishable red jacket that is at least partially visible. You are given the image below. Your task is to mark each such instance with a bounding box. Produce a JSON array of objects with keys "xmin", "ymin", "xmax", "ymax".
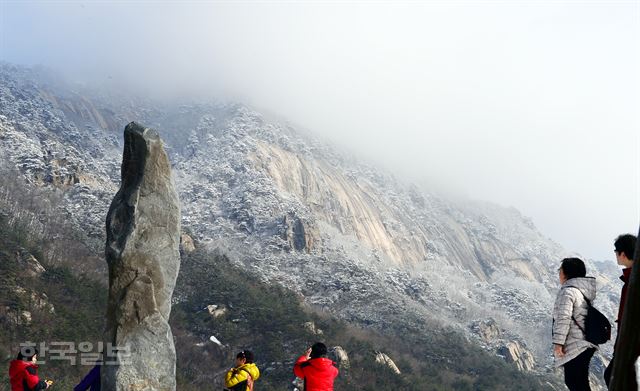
[
  {"xmin": 9, "ymin": 360, "xmax": 47, "ymax": 391},
  {"xmin": 293, "ymin": 355, "xmax": 338, "ymax": 391}
]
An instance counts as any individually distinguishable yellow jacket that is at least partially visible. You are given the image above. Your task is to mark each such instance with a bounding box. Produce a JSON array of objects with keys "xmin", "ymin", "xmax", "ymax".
[{"xmin": 224, "ymin": 363, "xmax": 260, "ymax": 390}]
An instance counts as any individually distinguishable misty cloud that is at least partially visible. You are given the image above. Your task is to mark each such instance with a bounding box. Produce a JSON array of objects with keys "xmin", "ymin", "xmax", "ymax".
[{"xmin": 1, "ymin": 1, "xmax": 638, "ymax": 260}]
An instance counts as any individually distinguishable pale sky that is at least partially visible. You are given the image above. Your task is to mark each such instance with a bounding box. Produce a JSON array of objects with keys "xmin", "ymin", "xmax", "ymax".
[{"xmin": 1, "ymin": 1, "xmax": 638, "ymax": 261}]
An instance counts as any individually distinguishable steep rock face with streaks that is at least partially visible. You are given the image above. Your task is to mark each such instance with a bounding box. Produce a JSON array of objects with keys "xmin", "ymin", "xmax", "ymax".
[{"xmin": 0, "ymin": 65, "xmax": 622, "ymax": 385}]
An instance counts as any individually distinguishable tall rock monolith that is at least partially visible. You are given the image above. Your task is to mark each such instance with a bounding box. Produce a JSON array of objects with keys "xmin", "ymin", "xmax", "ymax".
[{"xmin": 103, "ymin": 122, "xmax": 180, "ymax": 391}]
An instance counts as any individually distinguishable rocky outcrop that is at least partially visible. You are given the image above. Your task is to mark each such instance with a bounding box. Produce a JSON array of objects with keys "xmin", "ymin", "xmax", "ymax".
[
  {"xmin": 42, "ymin": 92, "xmax": 119, "ymax": 133},
  {"xmin": 205, "ymin": 304, "xmax": 227, "ymax": 318},
  {"xmin": 374, "ymin": 351, "xmax": 401, "ymax": 374},
  {"xmin": 20, "ymin": 310, "xmax": 32, "ymax": 324},
  {"xmin": 14, "ymin": 286, "xmax": 55, "ymax": 313},
  {"xmin": 2, "ymin": 286, "xmax": 54, "ymax": 326},
  {"xmin": 180, "ymin": 233, "xmax": 196, "ymax": 254},
  {"xmin": 282, "ymin": 214, "xmax": 318, "ymax": 253},
  {"xmin": 16, "ymin": 250, "xmax": 46, "ymax": 278},
  {"xmin": 329, "ymin": 346, "xmax": 349, "ymax": 369},
  {"xmin": 103, "ymin": 122, "xmax": 181, "ymax": 391},
  {"xmin": 470, "ymin": 318, "xmax": 501, "ymax": 343},
  {"xmin": 498, "ymin": 341, "xmax": 536, "ymax": 372},
  {"xmin": 303, "ymin": 321, "xmax": 323, "ymax": 335}
]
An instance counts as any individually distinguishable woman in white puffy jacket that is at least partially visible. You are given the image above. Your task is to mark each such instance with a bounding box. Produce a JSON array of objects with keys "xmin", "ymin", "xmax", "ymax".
[{"xmin": 552, "ymin": 257, "xmax": 597, "ymax": 391}]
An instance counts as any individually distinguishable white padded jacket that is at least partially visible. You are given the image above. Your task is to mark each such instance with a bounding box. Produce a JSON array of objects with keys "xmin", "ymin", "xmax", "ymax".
[{"xmin": 552, "ymin": 277, "xmax": 598, "ymax": 367}]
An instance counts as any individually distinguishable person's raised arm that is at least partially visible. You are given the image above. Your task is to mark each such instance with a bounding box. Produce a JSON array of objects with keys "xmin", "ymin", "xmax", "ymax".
[{"xmin": 293, "ymin": 348, "xmax": 312, "ymax": 378}]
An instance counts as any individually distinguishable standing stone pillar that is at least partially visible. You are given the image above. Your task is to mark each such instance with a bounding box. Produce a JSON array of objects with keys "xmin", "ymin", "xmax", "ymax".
[{"xmin": 103, "ymin": 122, "xmax": 180, "ymax": 391}]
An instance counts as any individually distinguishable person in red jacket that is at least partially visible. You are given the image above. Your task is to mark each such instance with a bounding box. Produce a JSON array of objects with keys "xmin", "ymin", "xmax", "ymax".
[
  {"xmin": 9, "ymin": 346, "xmax": 52, "ymax": 391},
  {"xmin": 293, "ymin": 342, "xmax": 338, "ymax": 391}
]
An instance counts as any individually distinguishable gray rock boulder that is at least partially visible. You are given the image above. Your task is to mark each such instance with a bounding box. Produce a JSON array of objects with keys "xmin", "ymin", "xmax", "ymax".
[
  {"xmin": 303, "ymin": 321, "xmax": 323, "ymax": 335},
  {"xmin": 205, "ymin": 304, "xmax": 228, "ymax": 318},
  {"xmin": 103, "ymin": 122, "xmax": 181, "ymax": 391},
  {"xmin": 498, "ymin": 341, "xmax": 536, "ymax": 372},
  {"xmin": 180, "ymin": 233, "xmax": 196, "ymax": 254},
  {"xmin": 329, "ymin": 346, "xmax": 349, "ymax": 369},
  {"xmin": 470, "ymin": 318, "xmax": 501, "ymax": 343},
  {"xmin": 374, "ymin": 351, "xmax": 401, "ymax": 374}
]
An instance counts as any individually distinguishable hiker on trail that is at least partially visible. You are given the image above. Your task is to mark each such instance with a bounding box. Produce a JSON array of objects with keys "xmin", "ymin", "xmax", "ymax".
[
  {"xmin": 74, "ymin": 363, "xmax": 101, "ymax": 391},
  {"xmin": 9, "ymin": 346, "xmax": 53, "ymax": 391},
  {"xmin": 293, "ymin": 342, "xmax": 339, "ymax": 391},
  {"xmin": 604, "ymin": 233, "xmax": 637, "ymax": 387},
  {"xmin": 552, "ymin": 257, "xmax": 597, "ymax": 391},
  {"xmin": 224, "ymin": 350, "xmax": 260, "ymax": 391}
]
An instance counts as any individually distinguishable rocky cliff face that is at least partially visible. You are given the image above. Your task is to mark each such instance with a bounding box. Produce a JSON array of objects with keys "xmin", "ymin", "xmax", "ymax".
[{"xmin": 0, "ymin": 64, "xmax": 622, "ymax": 385}]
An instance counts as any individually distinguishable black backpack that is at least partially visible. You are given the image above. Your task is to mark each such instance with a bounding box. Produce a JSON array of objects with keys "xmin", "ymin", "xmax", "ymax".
[{"xmin": 572, "ymin": 290, "xmax": 612, "ymax": 345}]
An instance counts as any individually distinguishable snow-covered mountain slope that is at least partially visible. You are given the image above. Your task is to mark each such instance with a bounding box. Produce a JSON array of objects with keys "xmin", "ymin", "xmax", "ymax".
[{"xmin": 0, "ymin": 64, "xmax": 623, "ymax": 381}]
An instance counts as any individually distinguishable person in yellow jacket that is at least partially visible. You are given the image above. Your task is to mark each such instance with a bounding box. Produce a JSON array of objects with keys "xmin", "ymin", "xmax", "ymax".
[{"xmin": 224, "ymin": 350, "xmax": 260, "ymax": 391}]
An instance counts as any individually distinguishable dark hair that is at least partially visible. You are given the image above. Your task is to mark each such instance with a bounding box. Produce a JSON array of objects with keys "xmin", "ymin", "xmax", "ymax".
[
  {"xmin": 310, "ymin": 342, "xmax": 327, "ymax": 359},
  {"xmin": 237, "ymin": 350, "xmax": 254, "ymax": 364},
  {"xmin": 614, "ymin": 234, "xmax": 637, "ymax": 261},
  {"xmin": 560, "ymin": 257, "xmax": 587, "ymax": 280},
  {"xmin": 16, "ymin": 345, "xmax": 38, "ymax": 361}
]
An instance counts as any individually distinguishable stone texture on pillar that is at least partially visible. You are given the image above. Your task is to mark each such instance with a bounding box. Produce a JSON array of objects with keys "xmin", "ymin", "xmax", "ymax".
[{"xmin": 103, "ymin": 122, "xmax": 180, "ymax": 391}]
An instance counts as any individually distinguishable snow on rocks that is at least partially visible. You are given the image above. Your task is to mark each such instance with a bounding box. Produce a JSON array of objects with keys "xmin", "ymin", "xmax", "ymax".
[{"xmin": 0, "ymin": 64, "xmax": 616, "ymax": 376}]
